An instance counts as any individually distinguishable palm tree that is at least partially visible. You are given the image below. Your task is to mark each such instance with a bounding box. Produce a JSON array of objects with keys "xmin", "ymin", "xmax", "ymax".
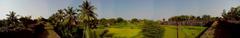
[
  {"xmin": 57, "ymin": 9, "xmax": 65, "ymax": 22},
  {"xmin": 49, "ymin": 9, "xmax": 66, "ymax": 26},
  {"xmin": 78, "ymin": 0, "xmax": 98, "ymax": 38},
  {"xmin": 79, "ymin": 0, "xmax": 98, "ymax": 29},
  {"xmin": 64, "ymin": 7, "xmax": 78, "ymax": 26},
  {"xmin": 5, "ymin": 11, "xmax": 25, "ymax": 32},
  {"xmin": 50, "ymin": 8, "xmax": 82, "ymax": 38},
  {"xmin": 6, "ymin": 11, "xmax": 19, "ymax": 23},
  {"xmin": 48, "ymin": 9, "xmax": 66, "ymax": 33}
]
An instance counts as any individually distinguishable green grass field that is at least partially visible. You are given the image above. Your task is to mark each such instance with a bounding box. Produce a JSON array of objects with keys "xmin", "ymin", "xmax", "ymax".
[
  {"xmin": 106, "ymin": 28, "xmax": 142, "ymax": 38},
  {"xmin": 97, "ymin": 23, "xmax": 206, "ymax": 38},
  {"xmin": 161, "ymin": 25, "xmax": 206, "ymax": 38}
]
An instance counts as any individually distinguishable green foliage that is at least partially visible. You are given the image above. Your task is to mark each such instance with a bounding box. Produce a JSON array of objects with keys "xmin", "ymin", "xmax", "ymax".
[
  {"xmin": 78, "ymin": 0, "xmax": 98, "ymax": 29},
  {"xmin": 50, "ymin": 8, "xmax": 82, "ymax": 38},
  {"xmin": 6, "ymin": 11, "xmax": 19, "ymax": 22},
  {"xmin": 116, "ymin": 17, "xmax": 126, "ymax": 23},
  {"xmin": 130, "ymin": 18, "xmax": 140, "ymax": 24},
  {"xmin": 78, "ymin": 0, "xmax": 99, "ymax": 38},
  {"xmin": 0, "ymin": 11, "xmax": 26, "ymax": 32},
  {"xmin": 222, "ymin": 6, "xmax": 240, "ymax": 20},
  {"xmin": 202, "ymin": 15, "xmax": 211, "ymax": 20},
  {"xmin": 142, "ymin": 20, "xmax": 164, "ymax": 38},
  {"xmin": 168, "ymin": 15, "xmax": 218, "ymax": 21},
  {"xmin": 168, "ymin": 15, "xmax": 194, "ymax": 21}
]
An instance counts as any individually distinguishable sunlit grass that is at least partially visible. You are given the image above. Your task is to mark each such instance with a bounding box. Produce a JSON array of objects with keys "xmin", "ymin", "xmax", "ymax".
[
  {"xmin": 161, "ymin": 25, "xmax": 206, "ymax": 38},
  {"xmin": 107, "ymin": 28, "xmax": 141, "ymax": 38},
  {"xmin": 96, "ymin": 23, "xmax": 206, "ymax": 38},
  {"xmin": 162, "ymin": 25, "xmax": 178, "ymax": 38}
]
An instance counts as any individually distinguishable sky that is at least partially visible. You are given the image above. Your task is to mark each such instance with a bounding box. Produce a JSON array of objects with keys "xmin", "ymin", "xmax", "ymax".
[{"xmin": 0, "ymin": 0, "xmax": 240, "ymax": 20}]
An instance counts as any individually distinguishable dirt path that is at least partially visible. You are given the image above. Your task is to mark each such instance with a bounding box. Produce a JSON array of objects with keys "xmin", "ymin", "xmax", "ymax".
[
  {"xmin": 199, "ymin": 21, "xmax": 218, "ymax": 38},
  {"xmin": 38, "ymin": 23, "xmax": 61, "ymax": 38}
]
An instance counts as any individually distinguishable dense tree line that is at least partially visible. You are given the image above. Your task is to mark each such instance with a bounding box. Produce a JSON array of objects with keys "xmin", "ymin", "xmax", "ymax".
[{"xmin": 162, "ymin": 15, "xmax": 220, "ymax": 26}]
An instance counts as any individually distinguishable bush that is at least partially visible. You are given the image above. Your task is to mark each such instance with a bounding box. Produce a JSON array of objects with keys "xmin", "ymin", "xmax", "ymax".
[{"xmin": 142, "ymin": 21, "xmax": 165, "ymax": 38}]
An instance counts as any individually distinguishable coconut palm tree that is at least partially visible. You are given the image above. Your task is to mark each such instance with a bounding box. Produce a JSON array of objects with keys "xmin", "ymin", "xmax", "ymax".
[
  {"xmin": 79, "ymin": 0, "xmax": 98, "ymax": 29},
  {"xmin": 78, "ymin": 0, "xmax": 98, "ymax": 38},
  {"xmin": 64, "ymin": 7, "xmax": 78, "ymax": 27},
  {"xmin": 50, "ymin": 8, "xmax": 83, "ymax": 38},
  {"xmin": 6, "ymin": 11, "xmax": 19, "ymax": 23},
  {"xmin": 5, "ymin": 11, "xmax": 25, "ymax": 32},
  {"xmin": 49, "ymin": 9, "xmax": 66, "ymax": 26}
]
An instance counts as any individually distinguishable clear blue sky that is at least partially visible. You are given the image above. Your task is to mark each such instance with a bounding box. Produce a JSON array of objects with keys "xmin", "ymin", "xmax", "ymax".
[{"xmin": 0, "ymin": 0, "xmax": 240, "ymax": 20}]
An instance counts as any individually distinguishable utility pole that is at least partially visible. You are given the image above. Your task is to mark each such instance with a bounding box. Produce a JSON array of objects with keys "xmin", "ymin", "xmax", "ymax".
[{"xmin": 177, "ymin": 22, "xmax": 180, "ymax": 38}]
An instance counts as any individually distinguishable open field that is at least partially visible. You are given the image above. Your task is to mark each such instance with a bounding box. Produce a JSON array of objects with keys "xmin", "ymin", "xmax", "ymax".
[
  {"xmin": 97, "ymin": 24, "xmax": 207, "ymax": 38},
  {"xmin": 161, "ymin": 25, "xmax": 206, "ymax": 38}
]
